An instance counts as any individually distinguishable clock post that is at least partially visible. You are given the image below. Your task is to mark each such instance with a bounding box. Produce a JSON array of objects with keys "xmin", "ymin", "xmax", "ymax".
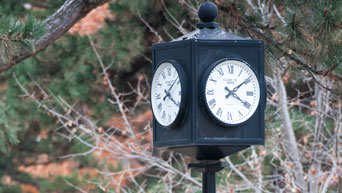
[{"xmin": 151, "ymin": 2, "xmax": 265, "ymax": 193}]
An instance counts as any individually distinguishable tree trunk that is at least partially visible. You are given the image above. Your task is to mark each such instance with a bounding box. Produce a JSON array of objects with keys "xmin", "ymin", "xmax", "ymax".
[{"xmin": 275, "ymin": 72, "xmax": 307, "ymax": 192}]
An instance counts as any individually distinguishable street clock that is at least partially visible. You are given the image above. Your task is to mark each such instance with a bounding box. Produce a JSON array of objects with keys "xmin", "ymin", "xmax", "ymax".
[{"xmin": 151, "ymin": 2, "xmax": 266, "ymax": 161}]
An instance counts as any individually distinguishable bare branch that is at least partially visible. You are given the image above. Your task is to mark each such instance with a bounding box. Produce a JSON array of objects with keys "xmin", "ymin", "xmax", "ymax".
[
  {"xmin": 137, "ymin": 12, "xmax": 163, "ymax": 43},
  {"xmin": 275, "ymin": 72, "xmax": 306, "ymax": 191}
]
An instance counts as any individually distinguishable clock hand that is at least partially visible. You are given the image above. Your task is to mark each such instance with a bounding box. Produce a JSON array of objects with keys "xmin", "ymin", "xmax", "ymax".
[
  {"xmin": 163, "ymin": 89, "xmax": 170, "ymax": 101},
  {"xmin": 163, "ymin": 77, "xmax": 179, "ymax": 101},
  {"xmin": 232, "ymin": 76, "xmax": 251, "ymax": 92},
  {"xmin": 169, "ymin": 96, "xmax": 180, "ymax": 107},
  {"xmin": 168, "ymin": 77, "xmax": 179, "ymax": 92},
  {"xmin": 231, "ymin": 92, "xmax": 250, "ymax": 107},
  {"xmin": 231, "ymin": 92, "xmax": 244, "ymax": 103},
  {"xmin": 224, "ymin": 87, "xmax": 232, "ymax": 99},
  {"xmin": 164, "ymin": 89, "xmax": 179, "ymax": 107}
]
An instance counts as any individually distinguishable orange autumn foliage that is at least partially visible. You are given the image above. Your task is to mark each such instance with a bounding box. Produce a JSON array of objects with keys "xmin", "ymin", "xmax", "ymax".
[
  {"xmin": 69, "ymin": 3, "xmax": 113, "ymax": 36},
  {"xmin": 18, "ymin": 160, "xmax": 79, "ymax": 178},
  {"xmin": 21, "ymin": 184, "xmax": 39, "ymax": 193}
]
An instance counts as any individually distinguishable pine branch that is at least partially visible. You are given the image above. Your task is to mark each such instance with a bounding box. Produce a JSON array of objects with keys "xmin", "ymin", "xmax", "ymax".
[
  {"xmin": 0, "ymin": 15, "xmax": 45, "ymax": 64},
  {"xmin": 219, "ymin": 5, "xmax": 342, "ymax": 82},
  {"xmin": 0, "ymin": 0, "xmax": 111, "ymax": 73}
]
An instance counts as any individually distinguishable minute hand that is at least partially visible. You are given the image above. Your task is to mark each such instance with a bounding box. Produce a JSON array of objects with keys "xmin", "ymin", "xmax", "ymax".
[
  {"xmin": 232, "ymin": 76, "xmax": 251, "ymax": 92},
  {"xmin": 163, "ymin": 78, "xmax": 178, "ymax": 101},
  {"xmin": 168, "ymin": 77, "xmax": 179, "ymax": 92}
]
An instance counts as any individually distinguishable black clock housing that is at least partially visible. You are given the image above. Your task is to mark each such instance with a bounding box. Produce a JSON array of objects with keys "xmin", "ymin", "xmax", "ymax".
[{"xmin": 152, "ymin": 7, "xmax": 266, "ymax": 161}]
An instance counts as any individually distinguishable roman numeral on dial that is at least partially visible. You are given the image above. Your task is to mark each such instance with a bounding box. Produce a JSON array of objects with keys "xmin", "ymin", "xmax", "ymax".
[
  {"xmin": 209, "ymin": 76, "xmax": 217, "ymax": 83},
  {"xmin": 227, "ymin": 65, "xmax": 234, "ymax": 74},
  {"xmin": 208, "ymin": 99, "xmax": 216, "ymax": 108},
  {"xmin": 227, "ymin": 112, "xmax": 232, "ymax": 120},
  {"xmin": 158, "ymin": 103, "xmax": 162, "ymax": 112},
  {"xmin": 238, "ymin": 69, "xmax": 243, "ymax": 77},
  {"xmin": 243, "ymin": 101, "xmax": 251, "ymax": 109},
  {"xmin": 167, "ymin": 67, "xmax": 171, "ymax": 76},
  {"xmin": 216, "ymin": 108, "xmax": 222, "ymax": 117},
  {"xmin": 217, "ymin": 68, "xmax": 224, "ymax": 76},
  {"xmin": 206, "ymin": 89, "xmax": 214, "ymax": 95},
  {"xmin": 246, "ymin": 91, "xmax": 254, "ymax": 96}
]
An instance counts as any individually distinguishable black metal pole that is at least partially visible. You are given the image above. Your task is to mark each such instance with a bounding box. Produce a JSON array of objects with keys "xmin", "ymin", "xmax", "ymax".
[
  {"xmin": 189, "ymin": 161, "xmax": 228, "ymax": 193},
  {"xmin": 203, "ymin": 170, "xmax": 216, "ymax": 193}
]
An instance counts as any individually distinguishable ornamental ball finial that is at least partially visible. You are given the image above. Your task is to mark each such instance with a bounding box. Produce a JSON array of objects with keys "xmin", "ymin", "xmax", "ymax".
[{"xmin": 198, "ymin": 2, "xmax": 218, "ymax": 23}]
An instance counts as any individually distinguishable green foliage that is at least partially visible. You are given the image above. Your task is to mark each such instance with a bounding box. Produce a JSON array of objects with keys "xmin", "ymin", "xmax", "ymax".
[
  {"xmin": 312, "ymin": 0, "xmax": 342, "ymax": 34},
  {"xmin": 0, "ymin": 13, "xmax": 45, "ymax": 63},
  {"xmin": 0, "ymin": 98, "xmax": 20, "ymax": 153},
  {"xmin": 110, "ymin": 0, "xmax": 154, "ymax": 15},
  {"xmin": 39, "ymin": 173, "xmax": 80, "ymax": 192},
  {"xmin": 0, "ymin": 184, "xmax": 22, "ymax": 193},
  {"xmin": 269, "ymin": 0, "xmax": 342, "ymax": 71},
  {"xmin": 98, "ymin": 21, "xmax": 145, "ymax": 72}
]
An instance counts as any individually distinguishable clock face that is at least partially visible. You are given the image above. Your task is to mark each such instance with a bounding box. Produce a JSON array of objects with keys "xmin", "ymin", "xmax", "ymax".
[
  {"xmin": 151, "ymin": 61, "xmax": 185, "ymax": 127},
  {"xmin": 203, "ymin": 59, "xmax": 260, "ymax": 125}
]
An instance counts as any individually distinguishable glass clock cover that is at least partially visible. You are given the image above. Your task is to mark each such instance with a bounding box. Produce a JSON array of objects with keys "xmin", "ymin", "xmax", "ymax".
[
  {"xmin": 151, "ymin": 61, "xmax": 186, "ymax": 127},
  {"xmin": 203, "ymin": 59, "xmax": 260, "ymax": 126}
]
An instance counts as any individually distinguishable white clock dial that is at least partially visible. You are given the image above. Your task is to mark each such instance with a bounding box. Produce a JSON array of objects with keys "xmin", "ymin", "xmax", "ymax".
[
  {"xmin": 204, "ymin": 59, "xmax": 260, "ymax": 125},
  {"xmin": 151, "ymin": 61, "xmax": 183, "ymax": 127}
]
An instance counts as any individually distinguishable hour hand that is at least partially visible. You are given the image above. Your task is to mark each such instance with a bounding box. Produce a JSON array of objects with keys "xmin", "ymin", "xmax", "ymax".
[
  {"xmin": 232, "ymin": 76, "xmax": 251, "ymax": 92},
  {"xmin": 231, "ymin": 92, "xmax": 243, "ymax": 102},
  {"xmin": 232, "ymin": 93, "xmax": 250, "ymax": 108},
  {"xmin": 169, "ymin": 96, "xmax": 180, "ymax": 107}
]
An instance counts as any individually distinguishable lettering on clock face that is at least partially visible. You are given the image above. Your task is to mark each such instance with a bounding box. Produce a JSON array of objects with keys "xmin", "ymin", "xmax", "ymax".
[
  {"xmin": 151, "ymin": 62, "xmax": 182, "ymax": 126},
  {"xmin": 204, "ymin": 60, "xmax": 260, "ymax": 125}
]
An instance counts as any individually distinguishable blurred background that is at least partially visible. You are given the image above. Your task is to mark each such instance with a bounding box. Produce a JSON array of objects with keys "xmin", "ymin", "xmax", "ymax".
[{"xmin": 0, "ymin": 0, "xmax": 341, "ymax": 192}]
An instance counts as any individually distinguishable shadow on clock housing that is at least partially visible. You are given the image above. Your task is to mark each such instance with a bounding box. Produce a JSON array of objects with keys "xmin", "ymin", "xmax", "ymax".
[{"xmin": 152, "ymin": 18, "xmax": 266, "ymax": 161}]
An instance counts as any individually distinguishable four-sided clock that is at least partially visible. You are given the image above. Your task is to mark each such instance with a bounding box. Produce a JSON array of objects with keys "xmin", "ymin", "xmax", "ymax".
[
  {"xmin": 151, "ymin": 4, "xmax": 265, "ymax": 160},
  {"xmin": 151, "ymin": 60, "xmax": 187, "ymax": 128},
  {"xmin": 202, "ymin": 59, "xmax": 260, "ymax": 126}
]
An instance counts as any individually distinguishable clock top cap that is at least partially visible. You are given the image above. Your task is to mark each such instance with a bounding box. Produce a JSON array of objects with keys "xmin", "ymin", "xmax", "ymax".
[
  {"xmin": 198, "ymin": 2, "xmax": 218, "ymax": 23},
  {"xmin": 197, "ymin": 2, "xmax": 219, "ymax": 29},
  {"xmin": 172, "ymin": 2, "xmax": 244, "ymax": 41}
]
